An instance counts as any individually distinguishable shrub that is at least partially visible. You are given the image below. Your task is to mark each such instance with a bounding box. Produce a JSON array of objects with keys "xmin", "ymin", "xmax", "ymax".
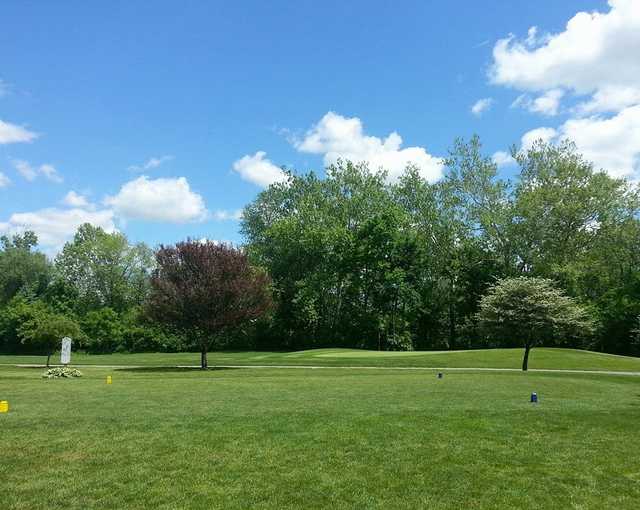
[
  {"xmin": 80, "ymin": 307, "xmax": 123, "ymax": 353},
  {"xmin": 42, "ymin": 367, "xmax": 83, "ymax": 379}
]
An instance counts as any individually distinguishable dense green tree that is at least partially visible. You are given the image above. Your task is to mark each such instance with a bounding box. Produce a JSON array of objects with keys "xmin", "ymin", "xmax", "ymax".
[
  {"xmin": 10, "ymin": 299, "xmax": 83, "ymax": 366},
  {"xmin": 243, "ymin": 160, "xmax": 401, "ymax": 348},
  {"xmin": 445, "ymin": 136, "xmax": 514, "ymax": 273},
  {"xmin": 80, "ymin": 307, "xmax": 123, "ymax": 353},
  {"xmin": 512, "ymin": 141, "xmax": 639, "ymax": 276},
  {"xmin": 0, "ymin": 231, "xmax": 51, "ymax": 304},
  {"xmin": 2, "ymin": 136, "xmax": 638, "ymax": 358},
  {"xmin": 510, "ymin": 141, "xmax": 640, "ymax": 353},
  {"xmin": 55, "ymin": 224, "xmax": 154, "ymax": 312},
  {"xmin": 243, "ymin": 156, "xmax": 506, "ymax": 351},
  {"xmin": 477, "ymin": 277, "xmax": 596, "ymax": 370}
]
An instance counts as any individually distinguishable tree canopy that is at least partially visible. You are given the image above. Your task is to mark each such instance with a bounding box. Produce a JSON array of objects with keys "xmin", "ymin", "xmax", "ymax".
[
  {"xmin": 1, "ymin": 136, "xmax": 639, "ymax": 360},
  {"xmin": 476, "ymin": 277, "xmax": 596, "ymax": 370},
  {"xmin": 240, "ymin": 139, "xmax": 639, "ymax": 355},
  {"xmin": 146, "ymin": 240, "xmax": 272, "ymax": 368}
]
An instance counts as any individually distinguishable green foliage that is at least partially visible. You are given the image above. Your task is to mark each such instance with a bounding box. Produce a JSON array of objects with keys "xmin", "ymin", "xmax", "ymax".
[
  {"xmin": 477, "ymin": 276, "xmax": 596, "ymax": 346},
  {"xmin": 241, "ymin": 138, "xmax": 640, "ymax": 355},
  {"xmin": 0, "ymin": 297, "xmax": 85, "ymax": 363},
  {"xmin": 80, "ymin": 307, "xmax": 123, "ymax": 353},
  {"xmin": 42, "ymin": 366, "xmax": 83, "ymax": 378},
  {"xmin": 477, "ymin": 277, "xmax": 596, "ymax": 369},
  {"xmin": 17, "ymin": 302, "xmax": 84, "ymax": 360},
  {"xmin": 0, "ymin": 232, "xmax": 51, "ymax": 304},
  {"xmin": 630, "ymin": 316, "xmax": 640, "ymax": 356},
  {"xmin": 2, "ymin": 137, "xmax": 639, "ymax": 358},
  {"xmin": 55, "ymin": 224, "xmax": 154, "ymax": 313}
]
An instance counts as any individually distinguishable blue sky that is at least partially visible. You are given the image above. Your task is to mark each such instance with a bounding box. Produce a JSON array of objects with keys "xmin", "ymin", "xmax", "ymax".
[{"xmin": 2, "ymin": 0, "xmax": 638, "ymax": 254}]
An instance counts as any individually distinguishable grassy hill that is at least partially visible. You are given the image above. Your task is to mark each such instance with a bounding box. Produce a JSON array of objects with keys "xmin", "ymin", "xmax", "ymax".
[{"xmin": 1, "ymin": 347, "xmax": 640, "ymax": 372}]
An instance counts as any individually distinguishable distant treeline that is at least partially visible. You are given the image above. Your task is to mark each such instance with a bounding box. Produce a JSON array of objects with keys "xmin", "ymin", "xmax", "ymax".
[{"xmin": 1, "ymin": 137, "xmax": 639, "ymax": 356}]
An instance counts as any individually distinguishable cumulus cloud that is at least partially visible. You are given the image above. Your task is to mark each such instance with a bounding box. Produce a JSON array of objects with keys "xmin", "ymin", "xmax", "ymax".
[
  {"xmin": 471, "ymin": 98, "xmax": 494, "ymax": 116},
  {"xmin": 577, "ymin": 86, "xmax": 640, "ymax": 115},
  {"xmin": 232, "ymin": 151, "xmax": 288, "ymax": 187},
  {"xmin": 0, "ymin": 172, "xmax": 10, "ymax": 187},
  {"xmin": 62, "ymin": 191, "xmax": 90, "ymax": 208},
  {"xmin": 520, "ymin": 127, "xmax": 559, "ymax": 152},
  {"xmin": 104, "ymin": 176, "xmax": 208, "ymax": 223},
  {"xmin": 490, "ymin": 0, "xmax": 640, "ymax": 111},
  {"xmin": 12, "ymin": 160, "xmax": 63, "ymax": 183},
  {"xmin": 128, "ymin": 155, "xmax": 173, "ymax": 172},
  {"xmin": 294, "ymin": 112, "xmax": 443, "ymax": 182},
  {"xmin": 492, "ymin": 151, "xmax": 516, "ymax": 168},
  {"xmin": 0, "ymin": 119, "xmax": 37, "ymax": 144},
  {"xmin": 512, "ymin": 89, "xmax": 564, "ymax": 116},
  {"xmin": 491, "ymin": 1, "xmax": 640, "ymax": 180},
  {"xmin": 0, "ymin": 207, "xmax": 116, "ymax": 255},
  {"xmin": 521, "ymin": 105, "xmax": 640, "ymax": 179}
]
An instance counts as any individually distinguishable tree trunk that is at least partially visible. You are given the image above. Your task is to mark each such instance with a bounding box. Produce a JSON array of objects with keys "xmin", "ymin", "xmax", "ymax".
[
  {"xmin": 46, "ymin": 353, "xmax": 52, "ymax": 367},
  {"xmin": 522, "ymin": 344, "xmax": 531, "ymax": 371},
  {"xmin": 200, "ymin": 348, "xmax": 208, "ymax": 370}
]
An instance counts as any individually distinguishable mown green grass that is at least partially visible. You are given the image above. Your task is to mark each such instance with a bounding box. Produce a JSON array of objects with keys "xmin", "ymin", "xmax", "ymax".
[
  {"xmin": 2, "ymin": 347, "xmax": 640, "ymax": 372},
  {"xmin": 1, "ymin": 364, "xmax": 640, "ymax": 509}
]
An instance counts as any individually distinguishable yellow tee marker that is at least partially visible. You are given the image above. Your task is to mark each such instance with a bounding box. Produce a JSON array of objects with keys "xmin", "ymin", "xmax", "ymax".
[
  {"xmin": 106, "ymin": 375, "xmax": 112, "ymax": 385},
  {"xmin": 0, "ymin": 400, "xmax": 9, "ymax": 413}
]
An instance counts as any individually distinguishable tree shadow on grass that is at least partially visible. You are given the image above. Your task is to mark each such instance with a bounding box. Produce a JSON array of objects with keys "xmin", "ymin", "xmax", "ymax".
[{"xmin": 114, "ymin": 366, "xmax": 241, "ymax": 373}]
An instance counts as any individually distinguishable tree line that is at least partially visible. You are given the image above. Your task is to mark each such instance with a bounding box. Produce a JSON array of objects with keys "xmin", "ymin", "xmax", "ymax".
[
  {"xmin": 1, "ymin": 137, "xmax": 639, "ymax": 361},
  {"xmin": 242, "ymin": 137, "xmax": 639, "ymax": 355}
]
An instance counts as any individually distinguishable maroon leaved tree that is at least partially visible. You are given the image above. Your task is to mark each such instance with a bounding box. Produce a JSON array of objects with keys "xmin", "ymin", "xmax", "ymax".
[{"xmin": 147, "ymin": 240, "xmax": 272, "ymax": 369}]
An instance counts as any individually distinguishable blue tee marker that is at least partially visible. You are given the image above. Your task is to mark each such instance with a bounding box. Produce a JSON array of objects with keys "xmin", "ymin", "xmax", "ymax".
[{"xmin": 530, "ymin": 392, "xmax": 538, "ymax": 403}]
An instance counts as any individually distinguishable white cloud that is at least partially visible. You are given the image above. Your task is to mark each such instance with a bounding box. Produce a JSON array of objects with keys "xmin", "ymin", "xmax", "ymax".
[
  {"xmin": 491, "ymin": 2, "xmax": 640, "ymax": 180},
  {"xmin": 577, "ymin": 86, "xmax": 640, "ymax": 115},
  {"xmin": 0, "ymin": 119, "xmax": 37, "ymax": 144},
  {"xmin": 128, "ymin": 155, "xmax": 173, "ymax": 172},
  {"xmin": 0, "ymin": 172, "xmax": 10, "ymax": 187},
  {"xmin": 39, "ymin": 164, "xmax": 63, "ymax": 183},
  {"xmin": 232, "ymin": 151, "xmax": 288, "ymax": 187},
  {"xmin": 0, "ymin": 207, "xmax": 116, "ymax": 255},
  {"xmin": 524, "ymin": 26, "xmax": 539, "ymax": 47},
  {"xmin": 212, "ymin": 209, "xmax": 243, "ymax": 221},
  {"xmin": 490, "ymin": 0, "xmax": 640, "ymax": 114},
  {"xmin": 520, "ymin": 105, "xmax": 640, "ymax": 179},
  {"xmin": 512, "ymin": 89, "xmax": 564, "ymax": 116},
  {"xmin": 471, "ymin": 98, "xmax": 494, "ymax": 116},
  {"xmin": 492, "ymin": 151, "xmax": 516, "ymax": 168},
  {"xmin": 13, "ymin": 160, "xmax": 37, "ymax": 181},
  {"xmin": 104, "ymin": 175, "xmax": 208, "ymax": 223},
  {"xmin": 294, "ymin": 112, "xmax": 443, "ymax": 182},
  {"xmin": 12, "ymin": 160, "xmax": 63, "ymax": 183},
  {"xmin": 198, "ymin": 237, "xmax": 234, "ymax": 246},
  {"xmin": 62, "ymin": 191, "xmax": 90, "ymax": 208},
  {"xmin": 520, "ymin": 127, "xmax": 559, "ymax": 152}
]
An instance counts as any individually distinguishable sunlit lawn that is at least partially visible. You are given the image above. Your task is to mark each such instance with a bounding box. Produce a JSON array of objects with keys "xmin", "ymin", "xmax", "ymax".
[
  {"xmin": 2, "ymin": 347, "xmax": 640, "ymax": 372},
  {"xmin": 2, "ymin": 360, "xmax": 640, "ymax": 509}
]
